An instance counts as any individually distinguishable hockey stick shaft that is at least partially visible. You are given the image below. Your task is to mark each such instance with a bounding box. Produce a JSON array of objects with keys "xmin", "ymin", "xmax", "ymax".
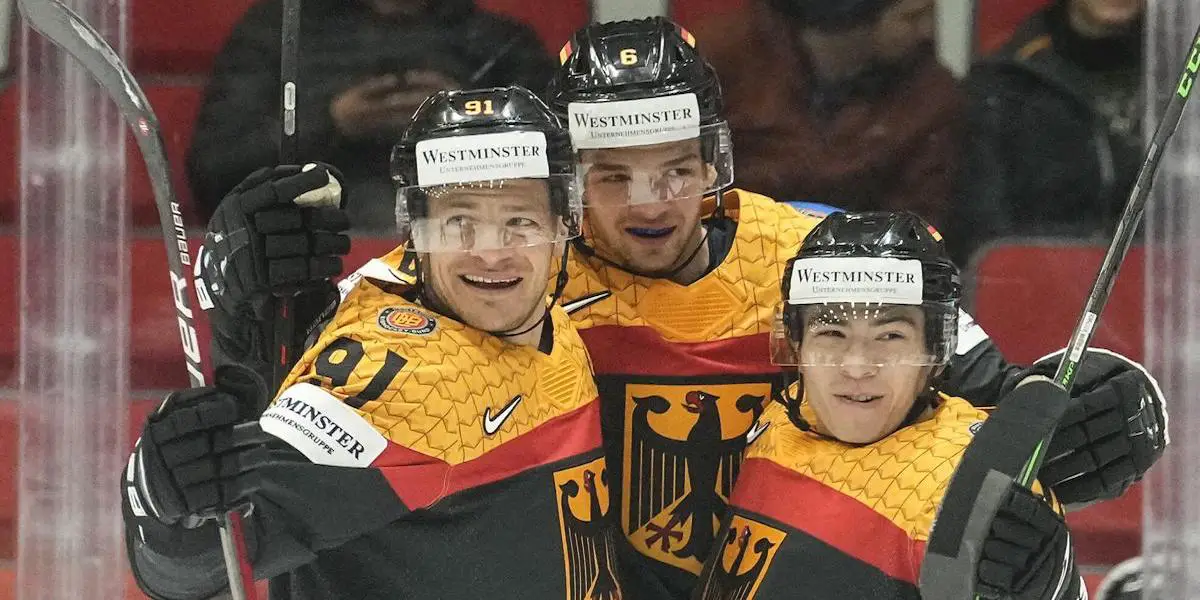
[
  {"xmin": 271, "ymin": 0, "xmax": 302, "ymax": 393},
  {"xmin": 1016, "ymin": 21, "xmax": 1200, "ymax": 488},
  {"xmin": 15, "ymin": 2, "xmax": 257, "ymax": 598}
]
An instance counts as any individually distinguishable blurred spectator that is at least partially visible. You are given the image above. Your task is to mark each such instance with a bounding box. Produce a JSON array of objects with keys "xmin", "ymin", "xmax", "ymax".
[
  {"xmin": 187, "ymin": 0, "xmax": 553, "ymax": 230},
  {"xmin": 948, "ymin": 0, "xmax": 1143, "ymax": 266},
  {"xmin": 691, "ymin": 0, "xmax": 960, "ymax": 227}
]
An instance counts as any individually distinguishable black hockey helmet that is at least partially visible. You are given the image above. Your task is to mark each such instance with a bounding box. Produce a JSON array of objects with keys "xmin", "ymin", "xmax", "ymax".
[
  {"xmin": 390, "ymin": 85, "xmax": 581, "ymax": 249},
  {"xmin": 774, "ymin": 211, "xmax": 961, "ymax": 435},
  {"xmin": 776, "ymin": 210, "xmax": 961, "ymax": 365},
  {"xmin": 388, "ymin": 86, "xmax": 581, "ymax": 338},
  {"xmin": 546, "ymin": 17, "xmax": 734, "ymax": 226},
  {"xmin": 547, "ymin": 17, "xmax": 722, "ymax": 126}
]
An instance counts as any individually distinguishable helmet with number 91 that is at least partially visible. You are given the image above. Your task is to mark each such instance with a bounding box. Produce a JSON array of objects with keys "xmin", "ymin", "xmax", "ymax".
[{"xmin": 390, "ymin": 86, "xmax": 582, "ymax": 338}]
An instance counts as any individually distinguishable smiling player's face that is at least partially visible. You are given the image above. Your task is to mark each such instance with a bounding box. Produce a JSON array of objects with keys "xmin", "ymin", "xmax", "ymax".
[
  {"xmin": 799, "ymin": 305, "xmax": 932, "ymax": 444},
  {"xmin": 579, "ymin": 138, "xmax": 715, "ymax": 274},
  {"xmin": 422, "ymin": 180, "xmax": 560, "ymax": 336}
]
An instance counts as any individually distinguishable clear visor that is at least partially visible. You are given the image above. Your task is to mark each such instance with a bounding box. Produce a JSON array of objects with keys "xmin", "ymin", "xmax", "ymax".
[
  {"xmin": 576, "ymin": 122, "xmax": 733, "ymax": 207},
  {"xmin": 770, "ymin": 302, "xmax": 958, "ymax": 367},
  {"xmin": 396, "ymin": 175, "xmax": 582, "ymax": 253}
]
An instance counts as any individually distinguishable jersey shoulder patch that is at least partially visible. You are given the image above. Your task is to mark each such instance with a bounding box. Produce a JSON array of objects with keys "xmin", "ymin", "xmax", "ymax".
[
  {"xmin": 261, "ymin": 382, "xmax": 388, "ymax": 467},
  {"xmin": 954, "ymin": 310, "xmax": 991, "ymax": 355}
]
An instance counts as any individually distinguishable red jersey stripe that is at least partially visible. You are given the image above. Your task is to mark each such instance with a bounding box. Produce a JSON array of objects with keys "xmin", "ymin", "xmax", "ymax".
[
  {"xmin": 373, "ymin": 399, "xmax": 604, "ymax": 509},
  {"xmin": 730, "ymin": 457, "xmax": 924, "ymax": 585},
  {"xmin": 580, "ymin": 326, "xmax": 773, "ymax": 377}
]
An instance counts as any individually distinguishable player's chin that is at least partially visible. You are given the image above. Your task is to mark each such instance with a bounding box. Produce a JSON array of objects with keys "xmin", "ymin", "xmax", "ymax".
[
  {"xmin": 825, "ymin": 416, "xmax": 891, "ymax": 446},
  {"xmin": 454, "ymin": 281, "xmax": 543, "ymax": 331},
  {"xmin": 618, "ymin": 240, "xmax": 688, "ymax": 273}
]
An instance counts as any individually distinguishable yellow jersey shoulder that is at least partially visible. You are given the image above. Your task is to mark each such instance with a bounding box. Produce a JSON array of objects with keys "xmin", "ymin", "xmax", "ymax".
[
  {"xmin": 282, "ymin": 254, "xmax": 599, "ymax": 466},
  {"xmin": 561, "ymin": 189, "xmax": 823, "ymax": 342},
  {"xmin": 747, "ymin": 395, "xmax": 987, "ymax": 541}
]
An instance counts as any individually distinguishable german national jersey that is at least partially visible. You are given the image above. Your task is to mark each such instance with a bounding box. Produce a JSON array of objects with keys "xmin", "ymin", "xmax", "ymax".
[
  {"xmin": 693, "ymin": 395, "xmax": 1041, "ymax": 599},
  {"xmin": 249, "ymin": 247, "xmax": 626, "ymax": 599},
  {"xmin": 559, "ymin": 190, "xmax": 824, "ymax": 596}
]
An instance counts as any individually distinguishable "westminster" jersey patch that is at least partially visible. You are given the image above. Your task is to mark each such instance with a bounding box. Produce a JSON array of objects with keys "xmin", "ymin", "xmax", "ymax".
[{"xmin": 261, "ymin": 383, "xmax": 388, "ymax": 468}]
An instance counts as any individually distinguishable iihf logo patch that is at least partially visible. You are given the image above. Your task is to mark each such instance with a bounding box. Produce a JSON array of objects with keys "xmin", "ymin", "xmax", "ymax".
[{"xmin": 378, "ymin": 307, "xmax": 436, "ymax": 335}]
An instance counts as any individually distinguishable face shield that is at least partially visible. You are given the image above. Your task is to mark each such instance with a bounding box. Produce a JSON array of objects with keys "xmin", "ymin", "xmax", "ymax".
[
  {"xmin": 770, "ymin": 256, "xmax": 958, "ymax": 368},
  {"xmin": 567, "ymin": 93, "xmax": 733, "ymax": 209},
  {"xmin": 395, "ymin": 130, "xmax": 583, "ymax": 253}
]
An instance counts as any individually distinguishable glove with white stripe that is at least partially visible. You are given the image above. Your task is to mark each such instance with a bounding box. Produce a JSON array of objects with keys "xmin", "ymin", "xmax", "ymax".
[
  {"xmin": 976, "ymin": 485, "xmax": 1083, "ymax": 600},
  {"xmin": 197, "ymin": 163, "xmax": 350, "ymax": 322},
  {"xmin": 123, "ymin": 365, "xmax": 273, "ymax": 535}
]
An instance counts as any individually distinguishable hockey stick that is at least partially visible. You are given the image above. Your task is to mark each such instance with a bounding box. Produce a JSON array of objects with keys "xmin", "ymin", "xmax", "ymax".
[
  {"xmin": 271, "ymin": 0, "xmax": 302, "ymax": 393},
  {"xmin": 14, "ymin": 2, "xmax": 258, "ymax": 599},
  {"xmin": 920, "ymin": 21, "xmax": 1200, "ymax": 600}
]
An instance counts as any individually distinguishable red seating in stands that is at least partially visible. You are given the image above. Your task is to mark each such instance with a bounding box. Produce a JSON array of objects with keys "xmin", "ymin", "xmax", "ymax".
[
  {"xmin": 130, "ymin": 236, "xmax": 213, "ymax": 389},
  {"xmin": 0, "ymin": 397, "xmax": 159, "ymax": 560},
  {"xmin": 670, "ymin": 0, "xmax": 749, "ymax": 29},
  {"xmin": 1083, "ymin": 571, "xmax": 1107, "ymax": 597},
  {"xmin": 970, "ymin": 242, "xmax": 1144, "ymax": 364},
  {"xmin": 344, "ymin": 235, "xmax": 401, "ymax": 273},
  {"xmin": 0, "ymin": 402, "xmax": 13, "ymax": 558},
  {"xmin": 975, "ymin": 0, "xmax": 1051, "ymax": 55},
  {"xmin": 0, "ymin": 235, "xmax": 14, "ymax": 388},
  {"xmin": 0, "ymin": 231, "xmax": 403, "ymax": 391},
  {"xmin": 970, "ymin": 241, "xmax": 1145, "ymax": 566},
  {"xmin": 1068, "ymin": 482, "xmax": 1143, "ymax": 566},
  {"xmin": 477, "ymin": 0, "xmax": 590, "ymax": 52},
  {"xmin": 0, "ymin": 566, "xmax": 151, "ymax": 600},
  {"xmin": 130, "ymin": 233, "xmax": 398, "ymax": 389},
  {"xmin": 0, "ymin": 85, "xmax": 203, "ymax": 228},
  {"xmin": 0, "ymin": 90, "xmax": 15, "ymax": 225},
  {"xmin": 127, "ymin": 86, "xmax": 205, "ymax": 228},
  {"xmin": 0, "ymin": 233, "xmax": 216, "ymax": 390},
  {"xmin": 131, "ymin": 0, "xmax": 256, "ymax": 75}
]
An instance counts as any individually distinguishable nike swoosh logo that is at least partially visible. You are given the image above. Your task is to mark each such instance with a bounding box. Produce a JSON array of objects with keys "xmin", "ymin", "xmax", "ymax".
[
  {"xmin": 562, "ymin": 291, "xmax": 612, "ymax": 315},
  {"xmin": 482, "ymin": 394, "xmax": 523, "ymax": 436},
  {"xmin": 746, "ymin": 420, "xmax": 770, "ymax": 445}
]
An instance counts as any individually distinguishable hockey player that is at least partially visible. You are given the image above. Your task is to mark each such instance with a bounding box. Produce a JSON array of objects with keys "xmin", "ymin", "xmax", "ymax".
[
  {"xmin": 190, "ymin": 17, "xmax": 1167, "ymax": 600},
  {"xmin": 121, "ymin": 86, "xmax": 631, "ymax": 599},
  {"xmin": 546, "ymin": 17, "xmax": 1164, "ymax": 597},
  {"xmin": 692, "ymin": 211, "xmax": 1085, "ymax": 600}
]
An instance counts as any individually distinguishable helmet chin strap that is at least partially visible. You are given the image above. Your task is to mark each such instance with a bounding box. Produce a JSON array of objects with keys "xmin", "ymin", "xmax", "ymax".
[{"xmin": 493, "ymin": 243, "xmax": 572, "ymax": 340}]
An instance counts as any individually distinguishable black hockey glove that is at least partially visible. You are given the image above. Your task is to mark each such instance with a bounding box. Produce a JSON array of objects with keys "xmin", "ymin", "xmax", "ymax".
[
  {"xmin": 197, "ymin": 163, "xmax": 350, "ymax": 323},
  {"xmin": 1031, "ymin": 349, "xmax": 1168, "ymax": 507},
  {"xmin": 977, "ymin": 485, "xmax": 1083, "ymax": 600},
  {"xmin": 123, "ymin": 365, "xmax": 274, "ymax": 531}
]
